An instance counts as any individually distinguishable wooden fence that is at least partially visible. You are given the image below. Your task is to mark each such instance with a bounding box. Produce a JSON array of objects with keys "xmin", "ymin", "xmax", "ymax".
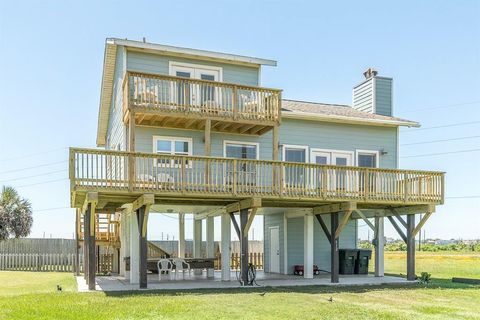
[
  {"xmin": 214, "ymin": 252, "xmax": 264, "ymax": 270},
  {"xmin": 0, "ymin": 253, "xmax": 78, "ymax": 272}
]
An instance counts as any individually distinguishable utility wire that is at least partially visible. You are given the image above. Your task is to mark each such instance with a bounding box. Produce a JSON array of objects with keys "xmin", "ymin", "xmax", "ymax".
[
  {"xmin": 401, "ymin": 135, "xmax": 480, "ymax": 146},
  {"xmin": 0, "ymin": 169, "xmax": 67, "ymax": 183},
  {"xmin": 0, "ymin": 147, "xmax": 68, "ymax": 162},
  {"xmin": 0, "ymin": 160, "xmax": 67, "ymax": 175},
  {"xmin": 14, "ymin": 178, "xmax": 68, "ymax": 188},
  {"xmin": 401, "ymin": 148, "xmax": 480, "ymax": 158},
  {"xmin": 401, "ymin": 120, "xmax": 480, "ymax": 132},
  {"xmin": 400, "ymin": 100, "xmax": 480, "ymax": 113}
]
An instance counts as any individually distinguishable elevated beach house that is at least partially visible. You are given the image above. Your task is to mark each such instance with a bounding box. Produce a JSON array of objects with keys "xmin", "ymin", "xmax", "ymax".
[{"xmin": 70, "ymin": 38, "xmax": 444, "ymax": 290}]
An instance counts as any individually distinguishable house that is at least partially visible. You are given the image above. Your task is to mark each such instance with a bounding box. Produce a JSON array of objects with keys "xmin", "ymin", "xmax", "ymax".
[{"xmin": 70, "ymin": 38, "xmax": 444, "ymax": 290}]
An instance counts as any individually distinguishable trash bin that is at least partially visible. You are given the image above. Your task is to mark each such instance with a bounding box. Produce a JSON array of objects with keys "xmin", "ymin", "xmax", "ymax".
[
  {"xmin": 339, "ymin": 249, "xmax": 357, "ymax": 274},
  {"xmin": 355, "ymin": 249, "xmax": 372, "ymax": 274}
]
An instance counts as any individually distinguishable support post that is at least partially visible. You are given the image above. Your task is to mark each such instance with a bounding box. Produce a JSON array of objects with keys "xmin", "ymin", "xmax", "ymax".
[
  {"xmin": 240, "ymin": 208, "xmax": 249, "ymax": 285},
  {"xmin": 331, "ymin": 212, "xmax": 339, "ymax": 283},
  {"xmin": 206, "ymin": 216, "xmax": 214, "ymax": 278},
  {"xmin": 129, "ymin": 210, "xmax": 139, "ymax": 284},
  {"xmin": 178, "ymin": 213, "xmax": 185, "ymax": 258},
  {"xmin": 407, "ymin": 214, "xmax": 416, "ymax": 281},
  {"xmin": 83, "ymin": 215, "xmax": 88, "ymax": 281},
  {"xmin": 86, "ymin": 204, "xmax": 96, "ymax": 290},
  {"xmin": 374, "ymin": 216, "xmax": 385, "ymax": 277},
  {"xmin": 272, "ymin": 125, "xmax": 279, "ymax": 160},
  {"xmin": 221, "ymin": 213, "xmax": 231, "ymax": 281},
  {"xmin": 303, "ymin": 214, "xmax": 314, "ymax": 279},
  {"xmin": 193, "ymin": 218, "xmax": 202, "ymax": 275},
  {"xmin": 137, "ymin": 206, "xmax": 148, "ymax": 288},
  {"xmin": 74, "ymin": 209, "xmax": 80, "ymax": 276}
]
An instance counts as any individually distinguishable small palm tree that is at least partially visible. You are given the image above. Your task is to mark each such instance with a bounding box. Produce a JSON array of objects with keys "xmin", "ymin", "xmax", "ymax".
[{"xmin": 0, "ymin": 186, "xmax": 33, "ymax": 240}]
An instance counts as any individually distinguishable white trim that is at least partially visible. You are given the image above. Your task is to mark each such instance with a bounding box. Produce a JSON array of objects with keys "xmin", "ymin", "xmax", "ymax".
[
  {"xmin": 223, "ymin": 140, "xmax": 260, "ymax": 159},
  {"xmin": 153, "ymin": 135, "xmax": 193, "ymax": 154},
  {"xmin": 109, "ymin": 38, "xmax": 277, "ymax": 66},
  {"xmin": 281, "ymin": 111, "xmax": 420, "ymax": 128},
  {"xmin": 169, "ymin": 61, "xmax": 223, "ymax": 82},
  {"xmin": 372, "ymin": 77, "xmax": 377, "ymax": 114},
  {"xmin": 356, "ymin": 149, "xmax": 380, "ymax": 168},
  {"xmin": 396, "ymin": 126, "xmax": 400, "ymax": 168},
  {"xmin": 281, "ymin": 144, "xmax": 309, "ymax": 163}
]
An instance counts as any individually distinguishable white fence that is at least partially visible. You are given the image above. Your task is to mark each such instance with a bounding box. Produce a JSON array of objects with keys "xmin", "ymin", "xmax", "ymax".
[{"xmin": 0, "ymin": 253, "xmax": 81, "ymax": 272}]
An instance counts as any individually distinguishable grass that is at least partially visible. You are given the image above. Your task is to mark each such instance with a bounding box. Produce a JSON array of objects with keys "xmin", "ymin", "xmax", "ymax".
[{"xmin": 0, "ymin": 251, "xmax": 479, "ymax": 320}]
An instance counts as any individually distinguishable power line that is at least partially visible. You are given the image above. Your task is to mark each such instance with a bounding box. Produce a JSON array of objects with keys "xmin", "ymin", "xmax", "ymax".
[
  {"xmin": 0, "ymin": 147, "xmax": 68, "ymax": 162},
  {"xmin": 14, "ymin": 178, "xmax": 68, "ymax": 188},
  {"xmin": 402, "ymin": 120, "xmax": 480, "ymax": 132},
  {"xmin": 401, "ymin": 135, "xmax": 480, "ymax": 146},
  {"xmin": 32, "ymin": 206, "xmax": 71, "ymax": 214},
  {"xmin": 401, "ymin": 100, "xmax": 480, "ymax": 113},
  {"xmin": 0, "ymin": 169, "xmax": 67, "ymax": 183},
  {"xmin": 0, "ymin": 160, "xmax": 67, "ymax": 175},
  {"xmin": 446, "ymin": 196, "xmax": 480, "ymax": 199},
  {"xmin": 401, "ymin": 148, "xmax": 480, "ymax": 158}
]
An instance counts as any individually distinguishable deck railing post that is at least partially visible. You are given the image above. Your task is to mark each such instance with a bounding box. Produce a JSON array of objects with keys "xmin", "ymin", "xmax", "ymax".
[
  {"xmin": 403, "ymin": 172, "xmax": 409, "ymax": 203},
  {"xmin": 364, "ymin": 168, "xmax": 369, "ymax": 201},
  {"xmin": 232, "ymin": 86, "xmax": 238, "ymax": 119},
  {"xmin": 232, "ymin": 159, "xmax": 237, "ymax": 195}
]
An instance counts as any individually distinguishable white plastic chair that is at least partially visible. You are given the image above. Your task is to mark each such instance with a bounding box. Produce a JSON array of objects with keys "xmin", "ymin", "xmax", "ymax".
[
  {"xmin": 157, "ymin": 258, "xmax": 173, "ymax": 281},
  {"xmin": 172, "ymin": 258, "xmax": 191, "ymax": 280}
]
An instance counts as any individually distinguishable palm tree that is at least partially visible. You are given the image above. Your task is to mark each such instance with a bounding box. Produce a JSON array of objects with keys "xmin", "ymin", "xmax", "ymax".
[{"xmin": 0, "ymin": 186, "xmax": 33, "ymax": 240}]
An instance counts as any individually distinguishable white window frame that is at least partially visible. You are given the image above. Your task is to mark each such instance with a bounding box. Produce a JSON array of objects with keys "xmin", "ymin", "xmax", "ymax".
[
  {"xmin": 356, "ymin": 149, "xmax": 380, "ymax": 168},
  {"xmin": 282, "ymin": 144, "xmax": 309, "ymax": 163},
  {"xmin": 223, "ymin": 140, "xmax": 260, "ymax": 159},
  {"xmin": 153, "ymin": 135, "xmax": 193, "ymax": 167}
]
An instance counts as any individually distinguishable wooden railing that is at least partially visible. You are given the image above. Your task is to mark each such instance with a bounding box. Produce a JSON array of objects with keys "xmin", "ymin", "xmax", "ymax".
[
  {"xmin": 123, "ymin": 72, "xmax": 282, "ymax": 123},
  {"xmin": 70, "ymin": 148, "xmax": 445, "ymax": 205}
]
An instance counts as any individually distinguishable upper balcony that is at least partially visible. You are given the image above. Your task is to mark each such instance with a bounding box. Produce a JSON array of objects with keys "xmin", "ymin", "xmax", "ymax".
[{"xmin": 122, "ymin": 71, "xmax": 282, "ymax": 135}]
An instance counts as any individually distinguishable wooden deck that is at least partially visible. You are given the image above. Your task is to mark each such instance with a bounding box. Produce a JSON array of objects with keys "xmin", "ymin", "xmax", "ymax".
[
  {"xmin": 69, "ymin": 148, "xmax": 444, "ymax": 210},
  {"xmin": 123, "ymin": 72, "xmax": 282, "ymax": 135}
]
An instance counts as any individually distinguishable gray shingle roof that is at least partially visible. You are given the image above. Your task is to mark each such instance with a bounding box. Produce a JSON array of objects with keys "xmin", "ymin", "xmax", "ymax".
[{"xmin": 282, "ymin": 99, "xmax": 419, "ymax": 127}]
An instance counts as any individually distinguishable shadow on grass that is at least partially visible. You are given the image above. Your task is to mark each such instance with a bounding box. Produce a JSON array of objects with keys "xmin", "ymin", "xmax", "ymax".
[{"xmin": 102, "ymin": 275, "xmax": 479, "ymax": 298}]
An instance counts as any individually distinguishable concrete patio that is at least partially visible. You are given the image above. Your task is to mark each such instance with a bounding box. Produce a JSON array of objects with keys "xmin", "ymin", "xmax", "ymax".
[{"xmin": 76, "ymin": 271, "xmax": 413, "ymax": 292}]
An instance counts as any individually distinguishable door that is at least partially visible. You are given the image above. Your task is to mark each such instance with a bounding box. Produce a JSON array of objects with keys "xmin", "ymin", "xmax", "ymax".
[
  {"xmin": 225, "ymin": 142, "xmax": 258, "ymax": 190},
  {"xmin": 331, "ymin": 152, "xmax": 353, "ymax": 192},
  {"xmin": 269, "ymin": 227, "xmax": 280, "ymax": 273},
  {"xmin": 311, "ymin": 151, "xmax": 331, "ymax": 190},
  {"xmin": 170, "ymin": 65, "xmax": 220, "ymax": 108}
]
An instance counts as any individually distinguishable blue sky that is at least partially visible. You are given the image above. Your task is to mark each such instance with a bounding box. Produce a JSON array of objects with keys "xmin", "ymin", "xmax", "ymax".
[{"xmin": 0, "ymin": 1, "xmax": 479, "ymax": 241}]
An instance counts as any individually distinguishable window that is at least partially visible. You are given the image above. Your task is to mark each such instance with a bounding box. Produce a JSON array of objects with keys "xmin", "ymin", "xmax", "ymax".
[
  {"xmin": 153, "ymin": 136, "xmax": 192, "ymax": 167},
  {"xmin": 356, "ymin": 150, "xmax": 379, "ymax": 168},
  {"xmin": 224, "ymin": 141, "xmax": 259, "ymax": 186},
  {"xmin": 283, "ymin": 145, "xmax": 308, "ymax": 187}
]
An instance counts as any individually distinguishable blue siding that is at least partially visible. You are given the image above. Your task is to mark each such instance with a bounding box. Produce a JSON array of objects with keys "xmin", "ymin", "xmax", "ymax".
[
  {"xmin": 279, "ymin": 118, "xmax": 398, "ymax": 168},
  {"xmin": 135, "ymin": 118, "xmax": 397, "ymax": 168},
  {"xmin": 280, "ymin": 212, "xmax": 356, "ymax": 274},
  {"xmin": 375, "ymin": 77, "xmax": 393, "ymax": 116},
  {"xmin": 107, "ymin": 46, "xmax": 127, "ymax": 150},
  {"xmin": 127, "ymin": 51, "xmax": 259, "ymax": 86}
]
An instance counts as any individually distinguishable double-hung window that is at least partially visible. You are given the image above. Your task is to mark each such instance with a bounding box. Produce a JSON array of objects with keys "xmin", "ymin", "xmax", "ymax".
[{"xmin": 154, "ymin": 136, "xmax": 192, "ymax": 167}]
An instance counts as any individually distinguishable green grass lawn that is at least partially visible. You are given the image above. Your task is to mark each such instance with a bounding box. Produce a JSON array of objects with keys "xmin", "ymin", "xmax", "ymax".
[{"xmin": 0, "ymin": 251, "xmax": 479, "ymax": 320}]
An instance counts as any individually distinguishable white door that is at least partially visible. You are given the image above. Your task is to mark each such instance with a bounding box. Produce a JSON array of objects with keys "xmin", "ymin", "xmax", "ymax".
[
  {"xmin": 269, "ymin": 227, "xmax": 280, "ymax": 273},
  {"xmin": 331, "ymin": 152, "xmax": 353, "ymax": 191},
  {"xmin": 170, "ymin": 66, "xmax": 220, "ymax": 107}
]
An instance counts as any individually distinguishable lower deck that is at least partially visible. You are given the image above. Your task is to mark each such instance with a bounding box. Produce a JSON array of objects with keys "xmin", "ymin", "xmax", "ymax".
[{"xmin": 76, "ymin": 271, "xmax": 413, "ymax": 292}]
